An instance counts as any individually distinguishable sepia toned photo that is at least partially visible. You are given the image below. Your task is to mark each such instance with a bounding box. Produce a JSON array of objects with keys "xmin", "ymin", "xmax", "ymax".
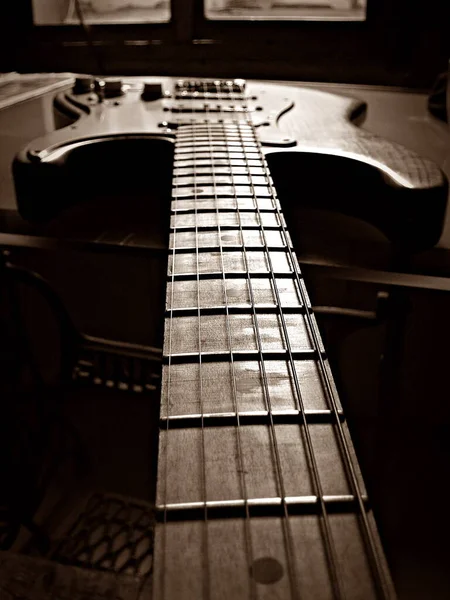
[{"xmin": 0, "ymin": 1, "xmax": 449, "ymax": 599}]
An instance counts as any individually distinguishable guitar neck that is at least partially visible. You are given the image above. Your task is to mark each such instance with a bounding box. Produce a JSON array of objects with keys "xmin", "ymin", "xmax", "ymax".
[{"xmin": 154, "ymin": 118, "xmax": 395, "ymax": 599}]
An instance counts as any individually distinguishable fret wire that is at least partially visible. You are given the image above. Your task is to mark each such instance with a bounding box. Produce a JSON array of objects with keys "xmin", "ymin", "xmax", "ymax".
[
  {"xmin": 176, "ymin": 141, "xmax": 258, "ymax": 149},
  {"xmin": 170, "ymin": 222, "xmax": 281, "ymax": 234},
  {"xmin": 226, "ymin": 96, "xmax": 298, "ymax": 599},
  {"xmin": 175, "ymin": 148, "xmax": 259, "ymax": 156},
  {"xmin": 211, "ymin": 85, "xmax": 256, "ymax": 599},
  {"xmin": 192, "ymin": 117, "xmax": 211, "ymax": 600},
  {"xmin": 249, "ymin": 117, "xmax": 393, "ymax": 600},
  {"xmin": 170, "ymin": 226, "xmax": 282, "ymax": 233},
  {"xmin": 176, "ymin": 129, "xmax": 254, "ymax": 136},
  {"xmin": 176, "ymin": 130, "xmax": 253, "ymax": 135},
  {"xmin": 176, "ymin": 131, "xmax": 254, "ymax": 136},
  {"xmin": 168, "ymin": 306, "xmax": 307, "ymax": 318},
  {"xmin": 165, "ymin": 349, "xmax": 319, "ymax": 366},
  {"xmin": 178, "ymin": 128, "xmax": 252, "ymax": 132},
  {"xmin": 174, "ymin": 159, "xmax": 265, "ymax": 168},
  {"xmin": 237, "ymin": 114, "xmax": 345, "ymax": 600},
  {"xmin": 171, "ymin": 245, "xmax": 288, "ymax": 256}
]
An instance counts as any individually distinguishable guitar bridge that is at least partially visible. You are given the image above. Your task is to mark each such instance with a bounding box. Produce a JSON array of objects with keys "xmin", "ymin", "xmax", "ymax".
[
  {"xmin": 174, "ymin": 78, "xmax": 247, "ymax": 100},
  {"xmin": 165, "ymin": 103, "xmax": 254, "ymax": 113}
]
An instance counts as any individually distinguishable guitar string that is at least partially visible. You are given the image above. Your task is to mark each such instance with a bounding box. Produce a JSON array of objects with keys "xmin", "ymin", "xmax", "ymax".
[
  {"xmin": 237, "ymin": 104, "xmax": 345, "ymax": 599},
  {"xmin": 160, "ymin": 100, "xmax": 178, "ymax": 600},
  {"xmin": 227, "ymin": 83, "xmax": 299, "ymax": 599},
  {"xmin": 243, "ymin": 93, "xmax": 390, "ymax": 597},
  {"xmin": 191, "ymin": 115, "xmax": 212, "ymax": 600},
  {"xmin": 165, "ymin": 113, "xmax": 212, "ymax": 600},
  {"xmin": 204, "ymin": 81, "xmax": 256, "ymax": 598}
]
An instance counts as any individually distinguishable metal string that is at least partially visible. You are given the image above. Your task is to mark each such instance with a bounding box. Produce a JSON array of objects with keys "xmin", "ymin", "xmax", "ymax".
[
  {"xmin": 227, "ymin": 84, "xmax": 299, "ymax": 599},
  {"xmin": 205, "ymin": 81, "xmax": 256, "ymax": 597},
  {"xmin": 191, "ymin": 117, "xmax": 212, "ymax": 600},
  {"xmin": 165, "ymin": 117, "xmax": 211, "ymax": 600},
  {"xmin": 160, "ymin": 103, "xmax": 179, "ymax": 600}
]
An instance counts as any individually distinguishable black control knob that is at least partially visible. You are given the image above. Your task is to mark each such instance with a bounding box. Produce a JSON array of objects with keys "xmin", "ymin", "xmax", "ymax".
[
  {"xmin": 103, "ymin": 79, "xmax": 124, "ymax": 98},
  {"xmin": 141, "ymin": 83, "xmax": 163, "ymax": 102},
  {"xmin": 73, "ymin": 76, "xmax": 95, "ymax": 95}
]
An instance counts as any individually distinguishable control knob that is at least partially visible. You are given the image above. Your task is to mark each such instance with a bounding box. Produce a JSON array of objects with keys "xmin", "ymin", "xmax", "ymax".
[
  {"xmin": 73, "ymin": 76, "xmax": 95, "ymax": 95},
  {"xmin": 102, "ymin": 79, "xmax": 124, "ymax": 98},
  {"xmin": 141, "ymin": 83, "xmax": 163, "ymax": 101}
]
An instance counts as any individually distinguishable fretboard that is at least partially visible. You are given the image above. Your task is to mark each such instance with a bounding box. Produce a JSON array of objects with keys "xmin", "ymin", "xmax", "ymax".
[{"xmin": 153, "ymin": 119, "xmax": 395, "ymax": 599}]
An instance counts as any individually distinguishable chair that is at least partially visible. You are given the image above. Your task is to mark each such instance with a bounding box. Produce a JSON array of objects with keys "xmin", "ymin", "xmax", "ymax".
[{"xmin": 0, "ymin": 249, "xmax": 161, "ymax": 553}]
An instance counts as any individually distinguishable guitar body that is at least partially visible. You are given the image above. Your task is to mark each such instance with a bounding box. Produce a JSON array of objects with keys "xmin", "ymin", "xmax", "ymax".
[
  {"xmin": 12, "ymin": 77, "xmax": 448, "ymax": 599},
  {"xmin": 14, "ymin": 77, "xmax": 447, "ymax": 249}
]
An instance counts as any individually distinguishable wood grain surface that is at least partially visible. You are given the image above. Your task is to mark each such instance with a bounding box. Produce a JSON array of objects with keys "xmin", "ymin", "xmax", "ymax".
[{"xmin": 13, "ymin": 78, "xmax": 447, "ymax": 251}]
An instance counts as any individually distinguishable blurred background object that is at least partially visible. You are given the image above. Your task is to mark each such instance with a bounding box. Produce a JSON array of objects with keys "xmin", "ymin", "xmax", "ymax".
[
  {"xmin": 32, "ymin": 0, "xmax": 171, "ymax": 25},
  {"xmin": 206, "ymin": 0, "xmax": 366, "ymax": 20}
]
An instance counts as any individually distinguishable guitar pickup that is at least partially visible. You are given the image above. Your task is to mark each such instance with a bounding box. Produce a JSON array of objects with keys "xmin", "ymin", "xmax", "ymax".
[
  {"xmin": 168, "ymin": 104, "xmax": 254, "ymax": 113},
  {"xmin": 175, "ymin": 93, "xmax": 247, "ymax": 100},
  {"xmin": 175, "ymin": 79, "xmax": 246, "ymax": 95}
]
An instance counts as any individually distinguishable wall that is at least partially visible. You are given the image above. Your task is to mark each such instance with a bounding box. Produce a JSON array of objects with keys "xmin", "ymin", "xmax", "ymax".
[{"xmin": 0, "ymin": 0, "xmax": 448, "ymax": 89}]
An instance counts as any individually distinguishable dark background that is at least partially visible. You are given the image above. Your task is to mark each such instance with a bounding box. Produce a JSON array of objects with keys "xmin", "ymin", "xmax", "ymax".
[{"xmin": 1, "ymin": 0, "xmax": 449, "ymax": 88}]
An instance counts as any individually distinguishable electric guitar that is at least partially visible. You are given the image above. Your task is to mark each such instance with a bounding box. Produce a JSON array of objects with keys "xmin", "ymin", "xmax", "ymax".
[{"xmin": 13, "ymin": 76, "xmax": 448, "ymax": 599}]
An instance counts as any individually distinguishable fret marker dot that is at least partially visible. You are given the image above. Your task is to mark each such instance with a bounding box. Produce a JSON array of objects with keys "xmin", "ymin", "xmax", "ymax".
[{"xmin": 250, "ymin": 557, "xmax": 284, "ymax": 584}]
